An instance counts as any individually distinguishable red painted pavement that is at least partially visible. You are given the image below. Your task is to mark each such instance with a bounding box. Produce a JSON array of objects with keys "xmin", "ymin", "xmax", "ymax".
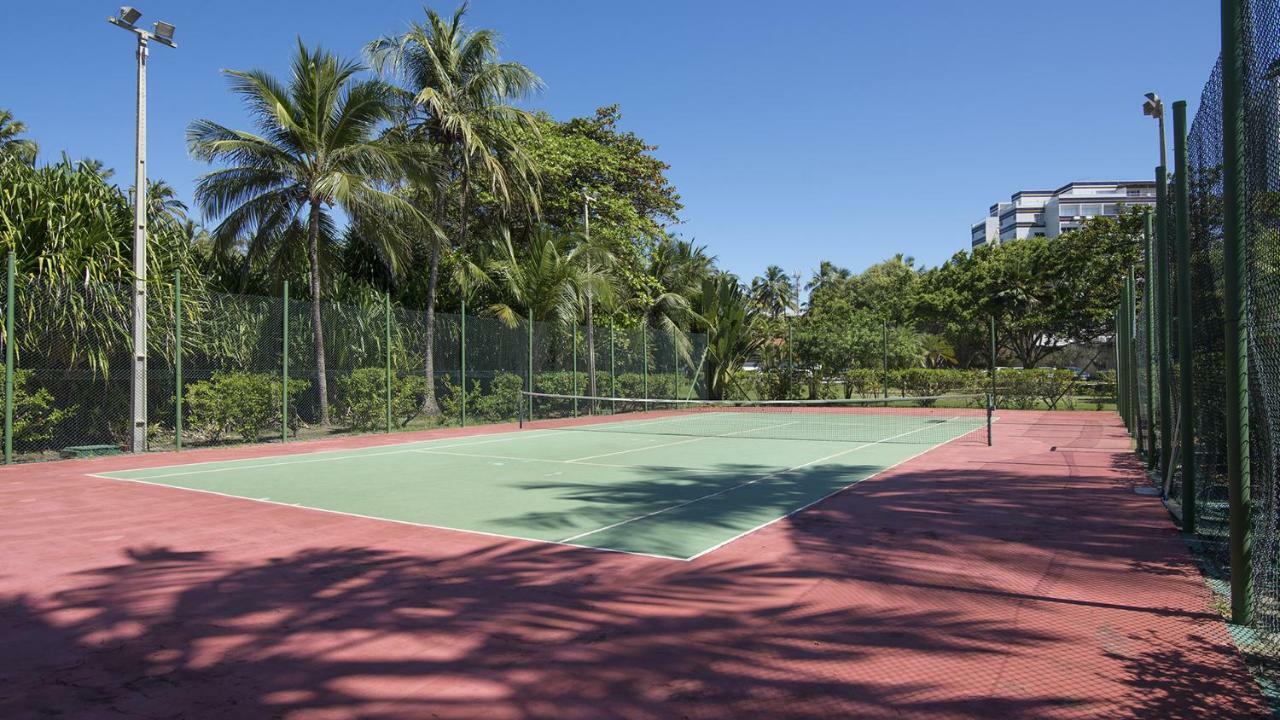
[{"xmin": 0, "ymin": 411, "xmax": 1269, "ymax": 719}]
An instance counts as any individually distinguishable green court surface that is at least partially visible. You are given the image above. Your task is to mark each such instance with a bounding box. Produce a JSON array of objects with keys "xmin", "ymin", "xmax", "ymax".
[{"xmin": 94, "ymin": 411, "xmax": 985, "ymax": 560}]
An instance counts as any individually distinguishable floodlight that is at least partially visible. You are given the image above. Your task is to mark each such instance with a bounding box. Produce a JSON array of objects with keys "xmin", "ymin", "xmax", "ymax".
[
  {"xmin": 119, "ymin": 6, "xmax": 141, "ymax": 24},
  {"xmin": 1142, "ymin": 92, "xmax": 1163, "ymax": 118},
  {"xmin": 154, "ymin": 21, "xmax": 175, "ymax": 42}
]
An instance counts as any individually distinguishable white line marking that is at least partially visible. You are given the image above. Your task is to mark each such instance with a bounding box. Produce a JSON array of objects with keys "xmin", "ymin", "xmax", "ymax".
[
  {"xmin": 557, "ymin": 419, "xmax": 958, "ymax": 545},
  {"xmin": 684, "ymin": 422, "xmax": 986, "ymax": 560},
  {"xmin": 409, "ymin": 448, "xmax": 747, "ymax": 474},
  {"xmin": 81, "ymin": 472, "xmax": 687, "ymax": 562},
  {"xmin": 563, "ymin": 421, "xmax": 802, "ymax": 463},
  {"xmin": 99, "ymin": 430, "xmax": 554, "ymax": 482}
]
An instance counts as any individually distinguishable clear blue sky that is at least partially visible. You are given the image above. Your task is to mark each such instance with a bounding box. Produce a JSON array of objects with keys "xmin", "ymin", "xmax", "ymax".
[{"xmin": 4, "ymin": 1, "xmax": 1219, "ymax": 282}]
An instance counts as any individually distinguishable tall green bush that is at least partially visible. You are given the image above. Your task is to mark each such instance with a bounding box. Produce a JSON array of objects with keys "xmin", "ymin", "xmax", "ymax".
[
  {"xmin": 337, "ymin": 367, "xmax": 427, "ymax": 431},
  {"xmin": 185, "ymin": 371, "xmax": 309, "ymax": 443},
  {"xmin": 0, "ymin": 365, "xmax": 71, "ymax": 448}
]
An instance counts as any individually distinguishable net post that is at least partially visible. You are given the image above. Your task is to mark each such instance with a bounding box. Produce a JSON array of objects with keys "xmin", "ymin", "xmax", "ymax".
[
  {"xmin": 461, "ymin": 297, "xmax": 467, "ymax": 427},
  {"xmin": 384, "ymin": 293, "xmax": 392, "ymax": 434},
  {"xmin": 642, "ymin": 326, "xmax": 649, "ymax": 399},
  {"xmin": 527, "ymin": 309, "xmax": 534, "ymax": 420},
  {"xmin": 4, "ymin": 251, "xmax": 14, "ymax": 464},
  {"xmin": 1221, "ymin": 0, "xmax": 1252, "ymax": 626},
  {"xmin": 1155, "ymin": 164, "xmax": 1173, "ymax": 475},
  {"xmin": 174, "ymin": 269, "xmax": 183, "ymax": 451},
  {"xmin": 986, "ymin": 393, "xmax": 993, "ymax": 447},
  {"xmin": 572, "ymin": 324, "xmax": 579, "ymax": 417},
  {"xmin": 1152, "ymin": 207, "xmax": 1162, "ymax": 466},
  {"xmin": 1173, "ymin": 99, "xmax": 1196, "ymax": 533},
  {"xmin": 281, "ymin": 280, "xmax": 289, "ymax": 444}
]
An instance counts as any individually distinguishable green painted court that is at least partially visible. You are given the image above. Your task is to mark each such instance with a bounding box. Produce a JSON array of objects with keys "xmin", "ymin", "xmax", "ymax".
[{"xmin": 93, "ymin": 407, "xmax": 987, "ymax": 560}]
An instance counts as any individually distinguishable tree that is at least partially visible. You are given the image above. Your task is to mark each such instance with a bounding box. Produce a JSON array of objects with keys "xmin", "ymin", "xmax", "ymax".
[
  {"xmin": 805, "ymin": 260, "xmax": 851, "ymax": 296},
  {"xmin": 189, "ymin": 41, "xmax": 411, "ymax": 425},
  {"xmin": 749, "ymin": 265, "xmax": 796, "ymax": 320},
  {"xmin": 367, "ymin": 3, "xmax": 542, "ymax": 414},
  {"xmin": 486, "ymin": 226, "xmax": 580, "ymax": 327},
  {"xmin": 848, "ymin": 254, "xmax": 919, "ymax": 325},
  {"xmin": 693, "ymin": 275, "xmax": 764, "ymax": 400},
  {"xmin": 0, "ymin": 110, "xmax": 37, "ymax": 165}
]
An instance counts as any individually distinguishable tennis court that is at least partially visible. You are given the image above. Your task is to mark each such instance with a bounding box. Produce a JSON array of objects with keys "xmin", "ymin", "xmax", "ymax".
[{"xmin": 92, "ymin": 394, "xmax": 990, "ymax": 560}]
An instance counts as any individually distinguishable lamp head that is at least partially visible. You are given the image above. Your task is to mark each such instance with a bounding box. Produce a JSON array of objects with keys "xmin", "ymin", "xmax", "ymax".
[{"xmin": 119, "ymin": 6, "xmax": 141, "ymax": 24}]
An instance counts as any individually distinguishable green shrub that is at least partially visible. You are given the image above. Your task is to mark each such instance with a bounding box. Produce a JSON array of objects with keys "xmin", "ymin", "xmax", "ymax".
[
  {"xmin": 1034, "ymin": 369, "xmax": 1079, "ymax": 410},
  {"xmin": 995, "ymin": 369, "xmax": 1039, "ymax": 410},
  {"xmin": 185, "ymin": 371, "xmax": 309, "ymax": 443},
  {"xmin": 337, "ymin": 367, "xmax": 428, "ymax": 431},
  {"xmin": 0, "ymin": 365, "xmax": 71, "ymax": 449}
]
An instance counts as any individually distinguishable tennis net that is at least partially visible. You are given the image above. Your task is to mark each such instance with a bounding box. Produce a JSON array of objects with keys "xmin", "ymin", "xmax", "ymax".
[{"xmin": 519, "ymin": 392, "xmax": 993, "ymax": 445}]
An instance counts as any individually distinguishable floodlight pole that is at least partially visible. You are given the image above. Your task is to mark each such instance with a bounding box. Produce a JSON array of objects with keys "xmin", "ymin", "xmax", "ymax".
[{"xmin": 109, "ymin": 9, "xmax": 176, "ymax": 454}]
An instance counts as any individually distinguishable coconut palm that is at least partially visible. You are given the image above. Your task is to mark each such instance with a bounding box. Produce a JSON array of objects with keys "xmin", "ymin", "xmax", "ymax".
[
  {"xmin": 0, "ymin": 110, "xmax": 38, "ymax": 165},
  {"xmin": 367, "ymin": 3, "xmax": 542, "ymax": 414},
  {"xmin": 633, "ymin": 236, "xmax": 714, "ymax": 333},
  {"xmin": 188, "ymin": 41, "xmax": 413, "ymax": 425},
  {"xmin": 806, "ymin": 260, "xmax": 852, "ymax": 294},
  {"xmin": 486, "ymin": 226, "xmax": 580, "ymax": 327},
  {"xmin": 749, "ymin": 265, "xmax": 796, "ymax": 320}
]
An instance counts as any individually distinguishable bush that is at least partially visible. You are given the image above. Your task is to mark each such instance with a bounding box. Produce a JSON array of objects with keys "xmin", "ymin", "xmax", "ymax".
[
  {"xmin": 185, "ymin": 371, "xmax": 309, "ymax": 443},
  {"xmin": 337, "ymin": 367, "xmax": 428, "ymax": 431},
  {"xmin": 993, "ymin": 368, "xmax": 1078, "ymax": 410},
  {"xmin": 439, "ymin": 372, "xmax": 526, "ymax": 423},
  {"xmin": 0, "ymin": 365, "xmax": 71, "ymax": 449}
]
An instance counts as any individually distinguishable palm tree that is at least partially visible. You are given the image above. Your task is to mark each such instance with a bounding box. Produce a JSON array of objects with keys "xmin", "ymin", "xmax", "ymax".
[
  {"xmin": 634, "ymin": 235, "xmax": 714, "ymax": 332},
  {"xmin": 487, "ymin": 226, "xmax": 579, "ymax": 327},
  {"xmin": 569, "ymin": 225, "xmax": 617, "ymax": 402},
  {"xmin": 749, "ymin": 265, "xmax": 795, "ymax": 320},
  {"xmin": 0, "ymin": 110, "xmax": 37, "ymax": 164},
  {"xmin": 188, "ymin": 41, "xmax": 412, "ymax": 426},
  {"xmin": 806, "ymin": 260, "xmax": 851, "ymax": 294},
  {"xmin": 694, "ymin": 275, "xmax": 765, "ymax": 400},
  {"xmin": 367, "ymin": 4, "xmax": 542, "ymax": 414}
]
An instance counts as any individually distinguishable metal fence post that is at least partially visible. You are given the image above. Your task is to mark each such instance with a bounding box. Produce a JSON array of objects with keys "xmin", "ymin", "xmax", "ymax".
[
  {"xmin": 1143, "ymin": 210, "xmax": 1158, "ymax": 467},
  {"xmin": 1173, "ymin": 99, "xmax": 1196, "ymax": 533},
  {"xmin": 882, "ymin": 319, "xmax": 889, "ymax": 398},
  {"xmin": 671, "ymin": 336, "xmax": 678, "ymax": 400},
  {"xmin": 281, "ymin": 280, "xmax": 289, "ymax": 443},
  {"xmin": 1222, "ymin": 0, "xmax": 1252, "ymax": 626},
  {"xmin": 460, "ymin": 297, "xmax": 467, "ymax": 427},
  {"xmin": 988, "ymin": 314, "xmax": 996, "ymax": 447},
  {"xmin": 4, "ymin": 251, "xmax": 14, "ymax": 464},
  {"xmin": 174, "ymin": 269, "xmax": 183, "ymax": 451},
  {"xmin": 572, "ymin": 324, "xmax": 579, "ymax": 417},
  {"xmin": 1129, "ymin": 267, "xmax": 1141, "ymax": 444},
  {"xmin": 385, "ymin": 293, "xmax": 392, "ymax": 434},
  {"xmin": 610, "ymin": 321, "xmax": 616, "ymax": 413},
  {"xmin": 642, "ymin": 326, "xmax": 649, "ymax": 400},
  {"xmin": 1155, "ymin": 165, "xmax": 1173, "ymax": 475},
  {"xmin": 527, "ymin": 309, "xmax": 534, "ymax": 419}
]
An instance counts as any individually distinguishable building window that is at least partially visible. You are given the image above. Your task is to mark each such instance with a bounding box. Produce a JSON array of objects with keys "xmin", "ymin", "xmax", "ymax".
[
  {"xmin": 1127, "ymin": 188, "xmax": 1143, "ymax": 196},
  {"xmin": 1102, "ymin": 203, "xmax": 1119, "ymax": 216},
  {"xmin": 1082, "ymin": 203, "xmax": 1102, "ymax": 216},
  {"xmin": 1060, "ymin": 204, "xmax": 1078, "ymax": 216}
]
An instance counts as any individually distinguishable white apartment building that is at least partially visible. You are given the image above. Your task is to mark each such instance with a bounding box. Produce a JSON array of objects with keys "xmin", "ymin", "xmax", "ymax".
[{"xmin": 970, "ymin": 180, "xmax": 1157, "ymax": 248}]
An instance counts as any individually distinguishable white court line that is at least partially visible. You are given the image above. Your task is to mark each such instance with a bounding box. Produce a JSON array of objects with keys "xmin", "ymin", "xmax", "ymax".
[
  {"xmin": 81, "ymin": 472, "xmax": 687, "ymax": 562},
  {"xmin": 685, "ymin": 419, "xmax": 985, "ymax": 560},
  {"xmin": 409, "ymin": 448, "xmax": 748, "ymax": 475},
  {"xmin": 558, "ymin": 418, "xmax": 959, "ymax": 545},
  {"xmin": 97, "ymin": 430, "xmax": 556, "ymax": 482},
  {"xmin": 563, "ymin": 421, "xmax": 802, "ymax": 463}
]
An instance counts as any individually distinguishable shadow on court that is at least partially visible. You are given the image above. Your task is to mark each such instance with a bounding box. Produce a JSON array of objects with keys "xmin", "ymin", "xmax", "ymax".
[{"xmin": 0, "ymin": 414, "xmax": 1269, "ymax": 718}]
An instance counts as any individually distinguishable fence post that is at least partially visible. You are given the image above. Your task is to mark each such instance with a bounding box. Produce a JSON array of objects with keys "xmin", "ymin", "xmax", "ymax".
[
  {"xmin": 572, "ymin": 324, "xmax": 579, "ymax": 417},
  {"xmin": 882, "ymin": 319, "xmax": 889, "ymax": 398},
  {"xmin": 1155, "ymin": 165, "xmax": 1174, "ymax": 475},
  {"xmin": 1222, "ymin": 0, "xmax": 1252, "ymax": 626},
  {"xmin": 1143, "ymin": 210, "xmax": 1158, "ymax": 467},
  {"xmin": 460, "ymin": 298, "xmax": 467, "ymax": 427},
  {"xmin": 1129, "ymin": 267, "xmax": 1141, "ymax": 443},
  {"xmin": 610, "ymin": 321, "xmax": 616, "ymax": 413},
  {"xmin": 988, "ymin": 314, "xmax": 996, "ymax": 447},
  {"xmin": 281, "ymin": 280, "xmax": 289, "ymax": 443},
  {"xmin": 4, "ymin": 251, "xmax": 14, "ymax": 464},
  {"xmin": 671, "ymin": 335, "xmax": 678, "ymax": 400},
  {"xmin": 527, "ymin": 309, "xmax": 534, "ymax": 419},
  {"xmin": 642, "ymin": 326, "xmax": 649, "ymax": 399},
  {"xmin": 385, "ymin": 293, "xmax": 392, "ymax": 434},
  {"xmin": 1173, "ymin": 100, "xmax": 1196, "ymax": 532},
  {"xmin": 174, "ymin": 269, "xmax": 183, "ymax": 451}
]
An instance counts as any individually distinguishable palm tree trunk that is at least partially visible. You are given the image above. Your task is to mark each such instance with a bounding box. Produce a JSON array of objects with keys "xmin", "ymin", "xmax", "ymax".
[
  {"xmin": 420, "ymin": 237, "xmax": 441, "ymax": 415},
  {"xmin": 306, "ymin": 201, "xmax": 330, "ymax": 426}
]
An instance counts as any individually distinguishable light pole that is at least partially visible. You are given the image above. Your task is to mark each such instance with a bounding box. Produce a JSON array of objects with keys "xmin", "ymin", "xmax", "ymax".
[
  {"xmin": 108, "ymin": 7, "xmax": 176, "ymax": 453},
  {"xmin": 1142, "ymin": 92, "xmax": 1167, "ymax": 169}
]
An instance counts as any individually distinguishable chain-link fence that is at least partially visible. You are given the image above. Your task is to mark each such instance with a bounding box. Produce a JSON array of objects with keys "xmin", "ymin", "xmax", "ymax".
[
  {"xmin": 0, "ymin": 273, "xmax": 707, "ymax": 462},
  {"xmin": 1120, "ymin": 0, "xmax": 1280, "ymax": 702}
]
